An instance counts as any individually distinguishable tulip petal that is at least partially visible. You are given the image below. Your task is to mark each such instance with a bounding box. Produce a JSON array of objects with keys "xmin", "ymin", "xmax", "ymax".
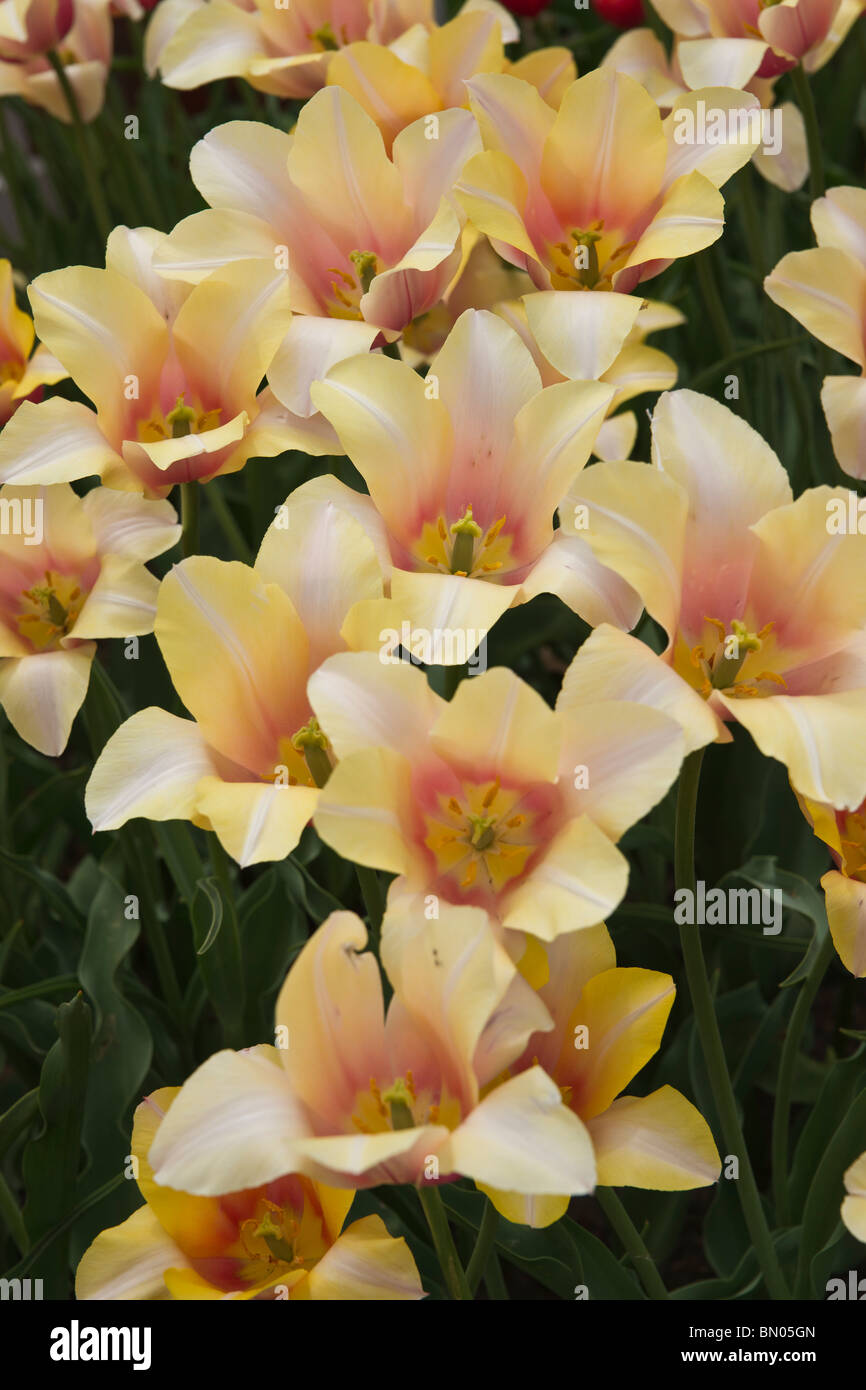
[
  {"xmin": 504, "ymin": 815, "xmax": 630, "ymax": 941},
  {"xmin": 431, "ymin": 665, "xmax": 561, "ymax": 784},
  {"xmin": 821, "ymin": 869, "xmax": 866, "ymax": 977},
  {"xmin": 149, "ymin": 1047, "xmax": 312, "ymax": 1196},
  {"xmin": 589, "ymin": 1086, "xmax": 721, "ymax": 1189},
  {"xmin": 0, "ymin": 397, "xmax": 119, "ymax": 486},
  {"xmin": 308, "ymin": 650, "xmax": 443, "ymax": 761},
  {"xmin": 719, "ymin": 689, "xmax": 866, "ymax": 810},
  {"xmin": 444, "ymin": 1066, "xmax": 596, "ymax": 1195},
  {"xmin": 520, "ymin": 532, "xmax": 643, "ymax": 631},
  {"xmin": 306, "ymin": 1215, "xmax": 425, "ymax": 1299},
  {"xmin": 0, "ymin": 644, "xmax": 94, "ymax": 756},
  {"xmin": 765, "ymin": 247, "xmax": 866, "ymax": 367},
  {"xmin": 523, "ymin": 290, "xmax": 645, "ymax": 381},
  {"xmin": 195, "ymin": 778, "xmax": 317, "ymax": 867},
  {"xmin": 821, "ymin": 375, "xmax": 866, "ymax": 479},
  {"xmin": 75, "ymin": 1204, "xmax": 183, "ymax": 1300},
  {"xmin": 86, "ymin": 707, "xmax": 218, "ymax": 831}
]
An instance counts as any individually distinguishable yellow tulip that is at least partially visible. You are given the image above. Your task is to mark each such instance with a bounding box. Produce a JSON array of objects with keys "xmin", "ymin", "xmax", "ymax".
[
  {"xmin": 478, "ymin": 925, "xmax": 721, "ymax": 1227},
  {"xmin": 85, "ymin": 478, "xmax": 390, "ymax": 865},
  {"xmin": 308, "ymin": 653, "xmax": 685, "ymax": 940},
  {"xmin": 0, "ymin": 481, "xmax": 179, "ymax": 755},
  {"xmin": 76, "ymin": 1087, "xmax": 425, "ymax": 1299},
  {"xmin": 562, "ymin": 389, "xmax": 866, "ymax": 810},
  {"xmin": 454, "ymin": 69, "xmax": 760, "ymax": 294},
  {"xmin": 842, "ymin": 1152, "xmax": 866, "ymax": 1242},
  {"xmin": 0, "ymin": 226, "xmax": 339, "ymax": 497},
  {"xmin": 0, "ymin": 259, "xmax": 66, "ymax": 426},
  {"xmin": 146, "ymin": 907, "xmax": 598, "ymax": 1202},
  {"xmin": 765, "ymin": 186, "xmax": 866, "ymax": 479}
]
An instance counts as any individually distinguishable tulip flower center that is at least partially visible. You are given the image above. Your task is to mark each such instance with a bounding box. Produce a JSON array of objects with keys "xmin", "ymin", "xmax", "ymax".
[
  {"xmin": 325, "ymin": 251, "xmax": 380, "ymax": 319},
  {"xmin": 686, "ymin": 616, "xmax": 787, "ymax": 699},
  {"xmin": 417, "ymin": 505, "xmax": 511, "ymax": 578},
  {"xmin": 548, "ymin": 223, "xmax": 637, "ymax": 292},
  {"xmin": 138, "ymin": 392, "xmax": 222, "ymax": 444},
  {"xmin": 310, "ymin": 21, "xmax": 340, "ymax": 49},
  {"xmin": 0, "ymin": 359, "xmax": 22, "ymax": 387},
  {"xmin": 290, "ymin": 717, "xmax": 333, "ymax": 788},
  {"xmin": 838, "ymin": 810, "xmax": 866, "ymax": 882},
  {"xmin": 351, "ymin": 1072, "xmax": 457, "ymax": 1134},
  {"xmin": 16, "ymin": 569, "xmax": 86, "ymax": 650},
  {"xmin": 424, "ymin": 776, "xmax": 540, "ymax": 893}
]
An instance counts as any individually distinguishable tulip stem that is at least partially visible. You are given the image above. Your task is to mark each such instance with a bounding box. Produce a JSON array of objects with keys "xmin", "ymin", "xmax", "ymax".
[
  {"xmin": 417, "ymin": 1185, "xmax": 472, "ymax": 1300},
  {"xmin": 596, "ymin": 1187, "xmax": 669, "ymax": 1300},
  {"xmin": 790, "ymin": 63, "xmax": 825, "ymax": 201},
  {"xmin": 356, "ymin": 865, "xmax": 385, "ymax": 952},
  {"xmin": 771, "ymin": 929, "xmax": 835, "ymax": 1225},
  {"xmin": 46, "ymin": 49, "xmax": 111, "ymax": 244},
  {"xmin": 180, "ymin": 482, "xmax": 200, "ymax": 558},
  {"xmin": 674, "ymin": 749, "xmax": 790, "ymax": 1300},
  {"xmin": 466, "ymin": 1197, "xmax": 500, "ymax": 1295}
]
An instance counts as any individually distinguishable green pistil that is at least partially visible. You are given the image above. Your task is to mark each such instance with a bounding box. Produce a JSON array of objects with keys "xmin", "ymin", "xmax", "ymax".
[
  {"xmin": 467, "ymin": 813, "xmax": 497, "ymax": 852},
  {"xmin": 383, "ymin": 1079, "xmax": 416, "ymax": 1131},
  {"xmin": 571, "ymin": 229, "xmax": 602, "ymax": 289},
  {"xmin": 166, "ymin": 395, "xmax": 197, "ymax": 439},
  {"xmin": 291, "ymin": 717, "xmax": 332, "ymax": 788},
  {"xmin": 449, "ymin": 505, "xmax": 482, "ymax": 575},
  {"xmin": 349, "ymin": 250, "xmax": 378, "ymax": 295},
  {"xmin": 710, "ymin": 619, "xmax": 763, "ymax": 690},
  {"xmin": 311, "ymin": 21, "xmax": 339, "ymax": 49}
]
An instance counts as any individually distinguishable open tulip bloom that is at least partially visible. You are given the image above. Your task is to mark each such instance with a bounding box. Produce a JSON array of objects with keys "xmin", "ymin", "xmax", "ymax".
[
  {"xmin": 0, "ymin": 481, "xmax": 179, "ymax": 754},
  {"xmin": 309, "ymin": 654, "xmax": 685, "ymax": 938},
  {"xmin": 0, "ymin": 227, "xmax": 343, "ymax": 497},
  {"xmin": 155, "ymin": 88, "xmax": 481, "ymax": 341},
  {"xmin": 765, "ymin": 185, "xmax": 866, "ymax": 480},
  {"xmin": 562, "ymin": 388, "xmax": 866, "ymax": 809},
  {"xmin": 145, "ymin": 906, "xmax": 600, "ymax": 1204},
  {"xmin": 85, "ymin": 478, "xmax": 392, "ymax": 864},
  {"xmin": 309, "ymin": 303, "xmax": 645, "ymax": 651},
  {"xmin": 4, "ymin": 0, "xmax": 866, "ymax": 1318},
  {"xmin": 76, "ymin": 1086, "xmax": 425, "ymax": 1299},
  {"xmin": 453, "ymin": 68, "xmax": 762, "ymax": 294}
]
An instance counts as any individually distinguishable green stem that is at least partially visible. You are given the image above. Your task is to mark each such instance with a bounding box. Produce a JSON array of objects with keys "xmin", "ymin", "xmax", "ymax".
[
  {"xmin": 356, "ymin": 865, "xmax": 385, "ymax": 954},
  {"xmin": 465, "ymin": 1197, "xmax": 499, "ymax": 1295},
  {"xmin": 484, "ymin": 1250, "xmax": 509, "ymax": 1299},
  {"xmin": 689, "ymin": 337, "xmax": 809, "ymax": 392},
  {"xmin": 0, "ymin": 1169, "xmax": 28, "ymax": 1254},
  {"xmin": 596, "ymin": 1187, "xmax": 669, "ymax": 1300},
  {"xmin": 204, "ymin": 482, "xmax": 253, "ymax": 563},
  {"xmin": 416, "ymin": 1185, "xmax": 472, "ymax": 1300},
  {"xmin": 180, "ymin": 482, "xmax": 200, "ymax": 558},
  {"xmin": 771, "ymin": 930, "xmax": 835, "ymax": 1225},
  {"xmin": 0, "ymin": 975, "xmax": 78, "ymax": 1011},
  {"xmin": 675, "ymin": 749, "xmax": 790, "ymax": 1300},
  {"xmin": 696, "ymin": 250, "xmax": 735, "ymax": 359},
  {"xmin": 790, "ymin": 63, "xmax": 825, "ymax": 201},
  {"xmin": 46, "ymin": 50, "xmax": 111, "ymax": 243}
]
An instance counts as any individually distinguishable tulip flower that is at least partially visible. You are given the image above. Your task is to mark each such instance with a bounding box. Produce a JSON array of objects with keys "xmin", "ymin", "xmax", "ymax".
[
  {"xmin": 600, "ymin": 28, "xmax": 808, "ymax": 193},
  {"xmin": 496, "ymin": 291, "xmax": 683, "ymax": 461},
  {"xmin": 796, "ymin": 793, "xmax": 866, "ymax": 976},
  {"xmin": 0, "ymin": 259, "xmax": 66, "ymax": 426},
  {"xmin": 650, "ymin": 0, "xmax": 856, "ymax": 82},
  {"xmin": 453, "ymin": 69, "xmax": 760, "ymax": 294},
  {"xmin": 842, "ymin": 1152, "xmax": 866, "ymax": 1242},
  {"xmin": 477, "ymin": 924, "xmax": 721, "ymax": 1226},
  {"xmin": 309, "ymin": 305, "xmax": 644, "ymax": 653},
  {"xmin": 0, "ymin": 0, "xmax": 112, "ymax": 121},
  {"xmin": 561, "ymin": 389, "xmax": 866, "ymax": 809},
  {"xmin": 308, "ymin": 653, "xmax": 684, "ymax": 939},
  {"xmin": 85, "ymin": 478, "xmax": 389, "ymax": 865},
  {"xmin": 0, "ymin": 226, "xmax": 342, "ymax": 498},
  {"xmin": 76, "ymin": 1086, "xmax": 425, "ymax": 1299},
  {"xmin": 147, "ymin": 907, "xmax": 598, "ymax": 1204},
  {"xmin": 765, "ymin": 186, "xmax": 866, "ymax": 480},
  {"xmin": 155, "ymin": 90, "xmax": 480, "ymax": 341},
  {"xmin": 324, "ymin": 6, "xmax": 573, "ymax": 150},
  {"xmin": 0, "ymin": 482, "xmax": 179, "ymax": 755},
  {"xmin": 146, "ymin": 0, "xmax": 436, "ymax": 98}
]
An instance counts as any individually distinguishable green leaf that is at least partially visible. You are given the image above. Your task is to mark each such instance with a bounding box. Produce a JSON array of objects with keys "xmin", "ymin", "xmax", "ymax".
[
  {"xmin": 0, "ymin": 846, "xmax": 84, "ymax": 933},
  {"xmin": 564, "ymin": 1218, "xmax": 646, "ymax": 1300},
  {"xmin": 789, "ymin": 1043, "xmax": 866, "ymax": 1215},
  {"xmin": 18, "ymin": 993, "xmax": 91, "ymax": 1294},
  {"xmin": 191, "ymin": 874, "xmax": 244, "ymax": 1047},
  {"xmin": 74, "ymin": 855, "xmax": 153, "ymax": 1257},
  {"xmin": 795, "ymin": 1085, "xmax": 866, "ymax": 1296},
  {"xmin": 0, "ymin": 1088, "xmax": 39, "ymax": 1160}
]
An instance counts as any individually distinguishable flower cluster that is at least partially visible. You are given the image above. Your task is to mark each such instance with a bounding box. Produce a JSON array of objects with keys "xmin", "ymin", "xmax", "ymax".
[{"xmin": 0, "ymin": 0, "xmax": 864, "ymax": 1309}]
